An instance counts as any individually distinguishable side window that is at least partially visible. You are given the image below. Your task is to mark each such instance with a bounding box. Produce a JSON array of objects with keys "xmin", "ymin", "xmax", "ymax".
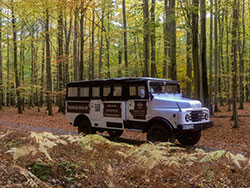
[
  {"xmin": 68, "ymin": 87, "xmax": 78, "ymax": 97},
  {"xmin": 129, "ymin": 86, "xmax": 137, "ymax": 96},
  {"xmin": 113, "ymin": 85, "xmax": 122, "ymax": 97},
  {"xmin": 79, "ymin": 87, "xmax": 89, "ymax": 97},
  {"xmin": 92, "ymin": 87, "xmax": 100, "ymax": 97},
  {"xmin": 103, "ymin": 86, "xmax": 111, "ymax": 97},
  {"xmin": 138, "ymin": 85, "xmax": 145, "ymax": 98}
]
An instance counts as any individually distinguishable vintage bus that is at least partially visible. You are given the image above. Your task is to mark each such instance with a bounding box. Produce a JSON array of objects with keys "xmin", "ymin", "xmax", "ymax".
[{"xmin": 66, "ymin": 77, "xmax": 213, "ymax": 145}]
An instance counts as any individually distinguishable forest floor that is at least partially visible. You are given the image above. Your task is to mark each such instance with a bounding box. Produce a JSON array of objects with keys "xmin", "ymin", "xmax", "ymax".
[{"xmin": 0, "ymin": 103, "xmax": 250, "ymax": 187}]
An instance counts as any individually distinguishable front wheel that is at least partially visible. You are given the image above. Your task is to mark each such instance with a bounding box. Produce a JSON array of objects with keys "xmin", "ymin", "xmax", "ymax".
[
  {"xmin": 107, "ymin": 130, "xmax": 123, "ymax": 138},
  {"xmin": 78, "ymin": 119, "xmax": 96, "ymax": 135},
  {"xmin": 177, "ymin": 131, "xmax": 201, "ymax": 146},
  {"xmin": 147, "ymin": 124, "xmax": 173, "ymax": 143}
]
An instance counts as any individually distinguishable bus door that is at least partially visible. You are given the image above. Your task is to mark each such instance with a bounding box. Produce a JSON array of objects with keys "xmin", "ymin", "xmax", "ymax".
[
  {"xmin": 102, "ymin": 85, "xmax": 125, "ymax": 130},
  {"xmin": 126, "ymin": 83, "xmax": 150, "ymax": 124},
  {"xmin": 89, "ymin": 86, "xmax": 102, "ymax": 127}
]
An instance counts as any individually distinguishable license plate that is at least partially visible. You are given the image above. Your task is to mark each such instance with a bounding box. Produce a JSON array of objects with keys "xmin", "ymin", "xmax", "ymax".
[{"xmin": 182, "ymin": 124, "xmax": 194, "ymax": 130}]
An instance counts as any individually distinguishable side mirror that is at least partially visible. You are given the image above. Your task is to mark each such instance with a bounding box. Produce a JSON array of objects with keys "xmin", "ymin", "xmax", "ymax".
[{"xmin": 140, "ymin": 89, "xmax": 145, "ymax": 98}]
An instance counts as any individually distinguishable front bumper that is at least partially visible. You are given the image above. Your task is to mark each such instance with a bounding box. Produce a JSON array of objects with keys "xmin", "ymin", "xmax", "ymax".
[{"xmin": 176, "ymin": 121, "xmax": 213, "ymax": 132}]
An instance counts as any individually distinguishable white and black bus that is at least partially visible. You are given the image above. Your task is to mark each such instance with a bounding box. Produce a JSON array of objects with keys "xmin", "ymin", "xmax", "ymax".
[{"xmin": 66, "ymin": 77, "xmax": 213, "ymax": 145}]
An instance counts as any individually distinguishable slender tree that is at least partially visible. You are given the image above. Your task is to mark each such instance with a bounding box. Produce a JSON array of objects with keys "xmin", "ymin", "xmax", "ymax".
[
  {"xmin": 73, "ymin": 7, "xmax": 79, "ymax": 81},
  {"xmin": 169, "ymin": 0, "xmax": 176, "ymax": 80},
  {"xmin": 232, "ymin": 0, "xmax": 239, "ymax": 128},
  {"xmin": 79, "ymin": 4, "xmax": 85, "ymax": 81},
  {"xmin": 91, "ymin": 10, "xmax": 95, "ymax": 80},
  {"xmin": 0, "ymin": 6, "xmax": 2, "ymax": 110},
  {"xmin": 45, "ymin": 7, "xmax": 53, "ymax": 116},
  {"xmin": 143, "ymin": 0, "xmax": 150, "ymax": 77},
  {"xmin": 209, "ymin": 0, "xmax": 214, "ymax": 113},
  {"xmin": 11, "ymin": 1, "xmax": 22, "ymax": 114},
  {"xmin": 150, "ymin": 0, "xmax": 157, "ymax": 77},
  {"xmin": 214, "ymin": 0, "xmax": 219, "ymax": 112},
  {"xmin": 123, "ymin": 0, "xmax": 128, "ymax": 76},
  {"xmin": 200, "ymin": 0, "xmax": 208, "ymax": 107},
  {"xmin": 192, "ymin": 0, "xmax": 200, "ymax": 99}
]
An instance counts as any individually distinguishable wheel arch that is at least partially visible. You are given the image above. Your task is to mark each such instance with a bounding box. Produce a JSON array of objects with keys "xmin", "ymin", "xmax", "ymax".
[
  {"xmin": 73, "ymin": 114, "xmax": 91, "ymax": 127},
  {"xmin": 145, "ymin": 117, "xmax": 174, "ymax": 135}
]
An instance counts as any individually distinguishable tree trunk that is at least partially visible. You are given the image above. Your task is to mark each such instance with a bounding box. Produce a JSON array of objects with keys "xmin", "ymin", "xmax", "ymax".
[
  {"xmin": 79, "ymin": 5, "xmax": 85, "ymax": 81},
  {"xmin": 232, "ymin": 0, "xmax": 239, "ymax": 128},
  {"xmin": 40, "ymin": 41, "xmax": 45, "ymax": 107},
  {"xmin": 186, "ymin": 31, "xmax": 192, "ymax": 98},
  {"xmin": 73, "ymin": 7, "xmax": 79, "ymax": 81},
  {"xmin": 209, "ymin": 0, "xmax": 214, "ymax": 113},
  {"xmin": 169, "ymin": 0, "xmax": 176, "ymax": 80},
  {"xmin": 225, "ymin": 0, "xmax": 231, "ymax": 111},
  {"xmin": 200, "ymin": 0, "xmax": 208, "ymax": 108},
  {"xmin": 98, "ymin": 9, "xmax": 104, "ymax": 79},
  {"xmin": 123, "ymin": 0, "xmax": 128, "ymax": 76},
  {"xmin": 91, "ymin": 10, "xmax": 95, "ymax": 80},
  {"xmin": 214, "ymin": 0, "xmax": 219, "ymax": 112},
  {"xmin": 0, "ymin": 7, "xmax": 3, "ymax": 110},
  {"xmin": 64, "ymin": 16, "xmax": 72, "ymax": 84},
  {"xmin": 150, "ymin": 0, "xmax": 156, "ymax": 78},
  {"xmin": 192, "ymin": 0, "xmax": 200, "ymax": 99},
  {"xmin": 45, "ymin": 8, "xmax": 53, "ymax": 116},
  {"xmin": 143, "ymin": 0, "xmax": 150, "ymax": 77},
  {"xmin": 163, "ymin": 0, "xmax": 169, "ymax": 78},
  {"xmin": 11, "ymin": 2, "xmax": 22, "ymax": 114},
  {"xmin": 57, "ymin": 5, "xmax": 64, "ymax": 113},
  {"xmin": 106, "ymin": 13, "xmax": 111, "ymax": 78},
  {"xmin": 239, "ymin": 0, "xmax": 245, "ymax": 109}
]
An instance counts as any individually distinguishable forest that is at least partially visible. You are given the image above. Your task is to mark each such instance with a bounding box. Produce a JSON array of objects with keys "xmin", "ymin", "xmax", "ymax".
[
  {"xmin": 0, "ymin": 0, "xmax": 249, "ymax": 126},
  {"xmin": 0, "ymin": 0, "xmax": 250, "ymax": 187}
]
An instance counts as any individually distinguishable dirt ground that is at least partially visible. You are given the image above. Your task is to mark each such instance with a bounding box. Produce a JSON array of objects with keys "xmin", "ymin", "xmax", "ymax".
[{"xmin": 0, "ymin": 103, "xmax": 250, "ymax": 187}]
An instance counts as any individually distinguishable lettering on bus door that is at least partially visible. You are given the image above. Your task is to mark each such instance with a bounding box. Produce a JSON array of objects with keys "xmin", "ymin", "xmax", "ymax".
[
  {"xmin": 127, "ymin": 84, "xmax": 149, "ymax": 121},
  {"xmin": 102, "ymin": 85, "xmax": 124, "ymax": 129}
]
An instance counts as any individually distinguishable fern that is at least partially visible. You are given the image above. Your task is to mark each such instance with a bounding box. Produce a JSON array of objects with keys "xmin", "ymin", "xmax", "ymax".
[{"xmin": 200, "ymin": 150, "xmax": 225, "ymax": 163}]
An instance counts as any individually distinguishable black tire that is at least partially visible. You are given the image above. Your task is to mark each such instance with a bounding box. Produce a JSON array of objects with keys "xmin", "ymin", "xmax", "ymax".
[
  {"xmin": 177, "ymin": 131, "xmax": 201, "ymax": 146},
  {"xmin": 107, "ymin": 129, "xmax": 123, "ymax": 138},
  {"xmin": 147, "ymin": 124, "xmax": 173, "ymax": 143},
  {"xmin": 78, "ymin": 119, "xmax": 95, "ymax": 135}
]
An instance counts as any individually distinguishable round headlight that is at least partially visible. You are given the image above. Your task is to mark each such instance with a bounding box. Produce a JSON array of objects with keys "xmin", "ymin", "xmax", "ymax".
[
  {"xmin": 185, "ymin": 114, "xmax": 190, "ymax": 122},
  {"xmin": 205, "ymin": 113, "xmax": 209, "ymax": 120}
]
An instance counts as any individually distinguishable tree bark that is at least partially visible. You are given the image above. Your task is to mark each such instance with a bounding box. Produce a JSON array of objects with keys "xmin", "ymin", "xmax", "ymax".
[
  {"xmin": 214, "ymin": 0, "xmax": 219, "ymax": 112},
  {"xmin": 209, "ymin": 0, "xmax": 214, "ymax": 113},
  {"xmin": 0, "ymin": 7, "xmax": 3, "ymax": 110},
  {"xmin": 57, "ymin": 4, "xmax": 64, "ymax": 113},
  {"xmin": 123, "ymin": 0, "xmax": 128, "ymax": 76},
  {"xmin": 163, "ymin": 0, "xmax": 169, "ymax": 78},
  {"xmin": 200, "ymin": 0, "xmax": 208, "ymax": 107},
  {"xmin": 186, "ymin": 31, "xmax": 192, "ymax": 98},
  {"xmin": 232, "ymin": 0, "xmax": 239, "ymax": 128},
  {"xmin": 192, "ymin": 0, "xmax": 200, "ymax": 99},
  {"xmin": 98, "ymin": 9, "xmax": 104, "ymax": 79},
  {"xmin": 45, "ymin": 8, "xmax": 53, "ymax": 116},
  {"xmin": 11, "ymin": 2, "xmax": 22, "ymax": 114},
  {"xmin": 143, "ymin": 0, "xmax": 150, "ymax": 77},
  {"xmin": 73, "ymin": 7, "xmax": 79, "ymax": 81},
  {"xmin": 239, "ymin": 0, "xmax": 245, "ymax": 109},
  {"xmin": 150, "ymin": 0, "xmax": 156, "ymax": 78},
  {"xmin": 91, "ymin": 10, "xmax": 95, "ymax": 80},
  {"xmin": 169, "ymin": 0, "xmax": 176, "ymax": 80},
  {"xmin": 79, "ymin": 4, "xmax": 85, "ymax": 81}
]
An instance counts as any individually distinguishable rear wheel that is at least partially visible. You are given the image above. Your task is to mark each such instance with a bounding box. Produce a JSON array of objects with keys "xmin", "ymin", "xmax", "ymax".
[
  {"xmin": 107, "ymin": 130, "xmax": 123, "ymax": 138},
  {"xmin": 147, "ymin": 124, "xmax": 172, "ymax": 143},
  {"xmin": 177, "ymin": 131, "xmax": 201, "ymax": 146},
  {"xmin": 78, "ymin": 119, "xmax": 95, "ymax": 135}
]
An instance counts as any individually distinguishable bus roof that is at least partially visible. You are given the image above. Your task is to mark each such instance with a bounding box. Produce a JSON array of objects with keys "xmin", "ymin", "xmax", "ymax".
[{"xmin": 67, "ymin": 77, "xmax": 179, "ymax": 87}]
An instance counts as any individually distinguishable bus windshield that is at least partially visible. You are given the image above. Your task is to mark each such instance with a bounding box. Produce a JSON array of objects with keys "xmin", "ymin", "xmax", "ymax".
[{"xmin": 149, "ymin": 81, "xmax": 180, "ymax": 94}]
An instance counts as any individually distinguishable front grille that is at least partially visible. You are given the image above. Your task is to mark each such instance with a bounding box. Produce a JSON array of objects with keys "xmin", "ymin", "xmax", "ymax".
[{"xmin": 190, "ymin": 111, "xmax": 204, "ymax": 122}]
